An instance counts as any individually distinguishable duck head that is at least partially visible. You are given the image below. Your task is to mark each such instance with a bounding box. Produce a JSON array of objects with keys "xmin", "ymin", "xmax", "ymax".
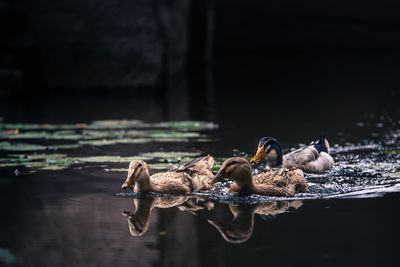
[
  {"xmin": 250, "ymin": 137, "xmax": 283, "ymax": 167},
  {"xmin": 121, "ymin": 160, "xmax": 150, "ymax": 190},
  {"xmin": 212, "ymin": 157, "xmax": 252, "ymax": 187}
]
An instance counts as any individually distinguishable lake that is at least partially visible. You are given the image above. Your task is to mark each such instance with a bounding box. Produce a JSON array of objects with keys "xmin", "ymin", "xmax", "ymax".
[{"xmin": 0, "ymin": 53, "xmax": 400, "ymax": 267}]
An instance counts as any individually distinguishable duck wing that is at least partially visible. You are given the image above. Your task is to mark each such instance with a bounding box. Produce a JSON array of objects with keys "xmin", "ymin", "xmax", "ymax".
[
  {"xmin": 150, "ymin": 172, "xmax": 194, "ymax": 194},
  {"xmin": 254, "ymin": 168, "xmax": 307, "ymax": 193},
  {"xmin": 174, "ymin": 155, "xmax": 215, "ymax": 191},
  {"xmin": 301, "ymin": 151, "xmax": 334, "ymax": 173},
  {"xmin": 174, "ymin": 155, "xmax": 215, "ymax": 173},
  {"xmin": 253, "ymin": 169, "xmax": 289, "ymax": 187},
  {"xmin": 283, "ymin": 146, "xmax": 333, "ymax": 173}
]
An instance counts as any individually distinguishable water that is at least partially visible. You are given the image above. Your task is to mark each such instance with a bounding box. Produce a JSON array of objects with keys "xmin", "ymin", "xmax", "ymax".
[
  {"xmin": 0, "ymin": 111, "xmax": 399, "ymax": 267},
  {"xmin": 1, "ymin": 52, "xmax": 400, "ymax": 267}
]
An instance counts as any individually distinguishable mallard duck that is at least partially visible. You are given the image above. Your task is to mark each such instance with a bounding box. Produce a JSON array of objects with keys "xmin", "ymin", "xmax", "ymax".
[
  {"xmin": 122, "ymin": 196, "xmax": 208, "ymax": 236},
  {"xmin": 208, "ymin": 201, "xmax": 303, "ymax": 243},
  {"xmin": 250, "ymin": 136, "xmax": 334, "ymax": 173},
  {"xmin": 173, "ymin": 154, "xmax": 215, "ymax": 191},
  {"xmin": 121, "ymin": 155, "xmax": 215, "ymax": 194},
  {"xmin": 211, "ymin": 157, "xmax": 307, "ymax": 196}
]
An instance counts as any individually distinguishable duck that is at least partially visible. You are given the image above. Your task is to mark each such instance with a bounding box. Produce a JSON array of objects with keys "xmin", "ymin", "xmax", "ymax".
[
  {"xmin": 250, "ymin": 136, "xmax": 334, "ymax": 173},
  {"xmin": 122, "ymin": 196, "xmax": 210, "ymax": 236},
  {"xmin": 208, "ymin": 201, "xmax": 303, "ymax": 243},
  {"xmin": 121, "ymin": 155, "xmax": 215, "ymax": 194},
  {"xmin": 211, "ymin": 157, "xmax": 307, "ymax": 196},
  {"xmin": 172, "ymin": 154, "xmax": 215, "ymax": 191}
]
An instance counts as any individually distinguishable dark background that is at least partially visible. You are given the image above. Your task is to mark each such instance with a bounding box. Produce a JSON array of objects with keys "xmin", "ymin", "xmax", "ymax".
[{"xmin": 0, "ymin": 0, "xmax": 399, "ymax": 140}]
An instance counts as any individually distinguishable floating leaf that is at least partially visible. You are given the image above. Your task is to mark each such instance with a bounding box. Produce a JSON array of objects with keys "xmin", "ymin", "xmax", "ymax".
[
  {"xmin": 148, "ymin": 131, "xmax": 202, "ymax": 139},
  {"xmin": 0, "ymin": 141, "xmax": 47, "ymax": 151},
  {"xmin": 155, "ymin": 121, "xmax": 218, "ymax": 131},
  {"xmin": 139, "ymin": 151, "xmax": 201, "ymax": 159},
  {"xmin": 78, "ymin": 138, "xmax": 151, "ymax": 146},
  {"xmin": 76, "ymin": 156, "xmax": 147, "ymax": 163},
  {"xmin": 87, "ymin": 120, "xmax": 148, "ymax": 129}
]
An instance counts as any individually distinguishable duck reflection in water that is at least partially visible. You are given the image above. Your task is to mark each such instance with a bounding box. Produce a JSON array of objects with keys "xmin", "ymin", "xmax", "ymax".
[
  {"xmin": 122, "ymin": 196, "xmax": 214, "ymax": 236},
  {"xmin": 208, "ymin": 201, "xmax": 303, "ymax": 244}
]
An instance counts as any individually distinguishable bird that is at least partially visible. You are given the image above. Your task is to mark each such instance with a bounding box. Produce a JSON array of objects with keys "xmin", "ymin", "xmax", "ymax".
[
  {"xmin": 211, "ymin": 157, "xmax": 307, "ymax": 196},
  {"xmin": 250, "ymin": 136, "xmax": 334, "ymax": 173},
  {"xmin": 121, "ymin": 155, "xmax": 215, "ymax": 194},
  {"xmin": 172, "ymin": 154, "xmax": 215, "ymax": 191}
]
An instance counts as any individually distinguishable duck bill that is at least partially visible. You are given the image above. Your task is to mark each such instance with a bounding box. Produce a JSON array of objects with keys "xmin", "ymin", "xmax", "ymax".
[
  {"xmin": 121, "ymin": 171, "xmax": 135, "ymax": 190},
  {"xmin": 250, "ymin": 146, "xmax": 266, "ymax": 164}
]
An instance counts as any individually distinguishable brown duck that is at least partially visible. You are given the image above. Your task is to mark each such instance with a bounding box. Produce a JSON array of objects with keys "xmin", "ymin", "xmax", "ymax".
[
  {"xmin": 212, "ymin": 157, "xmax": 307, "ymax": 196},
  {"xmin": 121, "ymin": 155, "xmax": 215, "ymax": 194}
]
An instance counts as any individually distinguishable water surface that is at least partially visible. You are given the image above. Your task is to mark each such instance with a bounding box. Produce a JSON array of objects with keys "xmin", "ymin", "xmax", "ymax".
[{"xmin": 0, "ymin": 113, "xmax": 399, "ymax": 267}]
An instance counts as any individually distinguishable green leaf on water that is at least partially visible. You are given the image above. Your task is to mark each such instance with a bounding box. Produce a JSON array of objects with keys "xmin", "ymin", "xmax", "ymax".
[
  {"xmin": 87, "ymin": 120, "xmax": 148, "ymax": 129},
  {"xmin": 139, "ymin": 151, "xmax": 201, "ymax": 159},
  {"xmin": 0, "ymin": 141, "xmax": 48, "ymax": 151},
  {"xmin": 76, "ymin": 156, "xmax": 148, "ymax": 163},
  {"xmin": 78, "ymin": 138, "xmax": 151, "ymax": 146},
  {"xmin": 148, "ymin": 131, "xmax": 202, "ymax": 139},
  {"xmin": 154, "ymin": 121, "xmax": 218, "ymax": 131}
]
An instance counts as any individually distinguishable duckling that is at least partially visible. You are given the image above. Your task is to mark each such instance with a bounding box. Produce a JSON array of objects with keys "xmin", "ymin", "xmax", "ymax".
[
  {"xmin": 250, "ymin": 136, "xmax": 334, "ymax": 173},
  {"xmin": 121, "ymin": 155, "xmax": 215, "ymax": 194},
  {"xmin": 122, "ymin": 196, "xmax": 206, "ymax": 236},
  {"xmin": 208, "ymin": 201, "xmax": 303, "ymax": 243},
  {"xmin": 211, "ymin": 157, "xmax": 307, "ymax": 196}
]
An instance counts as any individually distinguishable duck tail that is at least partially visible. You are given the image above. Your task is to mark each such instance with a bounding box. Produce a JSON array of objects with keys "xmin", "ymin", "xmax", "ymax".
[{"xmin": 313, "ymin": 135, "xmax": 330, "ymax": 153}]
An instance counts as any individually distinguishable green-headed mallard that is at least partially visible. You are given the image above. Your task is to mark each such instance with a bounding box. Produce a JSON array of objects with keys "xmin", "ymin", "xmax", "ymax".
[
  {"xmin": 211, "ymin": 157, "xmax": 307, "ymax": 196},
  {"xmin": 250, "ymin": 136, "xmax": 334, "ymax": 173}
]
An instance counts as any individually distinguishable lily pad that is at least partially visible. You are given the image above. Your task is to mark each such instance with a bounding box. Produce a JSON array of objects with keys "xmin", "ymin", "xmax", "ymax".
[
  {"xmin": 0, "ymin": 141, "xmax": 48, "ymax": 151},
  {"xmin": 139, "ymin": 151, "xmax": 201, "ymax": 159},
  {"xmin": 87, "ymin": 120, "xmax": 148, "ymax": 129},
  {"xmin": 154, "ymin": 121, "xmax": 218, "ymax": 131},
  {"xmin": 78, "ymin": 138, "xmax": 151, "ymax": 146},
  {"xmin": 76, "ymin": 156, "xmax": 147, "ymax": 163}
]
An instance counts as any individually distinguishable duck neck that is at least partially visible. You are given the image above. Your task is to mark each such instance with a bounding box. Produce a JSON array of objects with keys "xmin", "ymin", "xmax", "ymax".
[
  {"xmin": 231, "ymin": 172, "xmax": 255, "ymax": 195},
  {"xmin": 135, "ymin": 172, "xmax": 153, "ymax": 192},
  {"xmin": 267, "ymin": 144, "xmax": 283, "ymax": 168}
]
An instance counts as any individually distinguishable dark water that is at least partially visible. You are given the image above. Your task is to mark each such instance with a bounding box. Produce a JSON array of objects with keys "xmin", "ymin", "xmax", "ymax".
[{"xmin": 1, "ymin": 53, "xmax": 400, "ymax": 267}]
